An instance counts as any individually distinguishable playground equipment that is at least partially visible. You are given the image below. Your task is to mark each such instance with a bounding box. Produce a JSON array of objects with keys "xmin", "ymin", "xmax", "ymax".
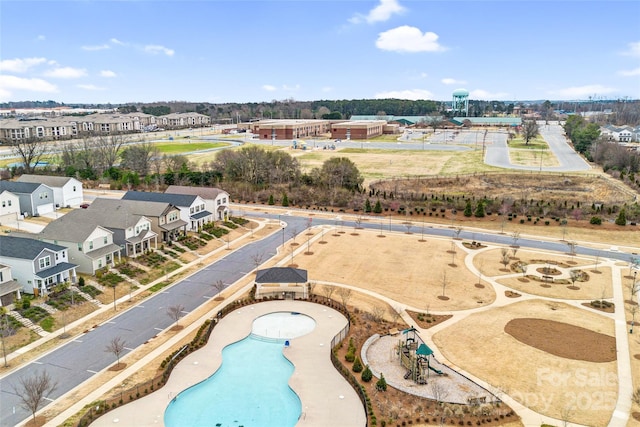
[
  {"xmin": 397, "ymin": 327, "xmax": 443, "ymax": 384},
  {"xmin": 292, "ymin": 140, "xmax": 307, "ymax": 150}
]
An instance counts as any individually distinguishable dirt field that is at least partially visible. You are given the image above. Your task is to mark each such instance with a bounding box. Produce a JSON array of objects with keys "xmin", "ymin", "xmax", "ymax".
[
  {"xmin": 432, "ymin": 300, "xmax": 617, "ymax": 426},
  {"xmin": 292, "ymin": 230, "xmax": 496, "ymax": 311}
]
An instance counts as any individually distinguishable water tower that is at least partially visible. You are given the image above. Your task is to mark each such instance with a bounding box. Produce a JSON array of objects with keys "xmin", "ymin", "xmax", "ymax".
[{"xmin": 452, "ymin": 88, "xmax": 469, "ymax": 116}]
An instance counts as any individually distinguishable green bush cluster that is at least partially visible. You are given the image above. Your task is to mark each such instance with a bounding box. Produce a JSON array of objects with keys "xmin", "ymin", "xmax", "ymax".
[
  {"xmin": 352, "ymin": 356, "xmax": 363, "ymax": 373},
  {"xmin": 230, "ymin": 217, "xmax": 249, "ymax": 226},
  {"xmin": 80, "ymin": 285, "xmax": 103, "ymax": 298},
  {"xmin": 361, "ymin": 365, "xmax": 373, "ymax": 382},
  {"xmin": 116, "ymin": 263, "xmax": 145, "ymax": 278},
  {"xmin": 345, "ymin": 337, "xmax": 356, "ymax": 362},
  {"xmin": 97, "ymin": 272, "xmax": 125, "ymax": 287}
]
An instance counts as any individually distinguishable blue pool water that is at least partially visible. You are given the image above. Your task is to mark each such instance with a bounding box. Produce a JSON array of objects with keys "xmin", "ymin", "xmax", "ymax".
[{"xmin": 164, "ymin": 312, "xmax": 317, "ymax": 427}]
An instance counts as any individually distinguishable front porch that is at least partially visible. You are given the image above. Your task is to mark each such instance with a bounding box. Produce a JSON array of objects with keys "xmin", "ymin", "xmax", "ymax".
[
  {"xmin": 125, "ymin": 230, "xmax": 158, "ymax": 258},
  {"xmin": 34, "ymin": 262, "xmax": 77, "ymax": 296}
]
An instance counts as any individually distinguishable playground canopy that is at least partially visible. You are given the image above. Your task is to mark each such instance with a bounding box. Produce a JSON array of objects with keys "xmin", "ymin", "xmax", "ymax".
[{"xmin": 416, "ymin": 343, "xmax": 433, "ymax": 357}]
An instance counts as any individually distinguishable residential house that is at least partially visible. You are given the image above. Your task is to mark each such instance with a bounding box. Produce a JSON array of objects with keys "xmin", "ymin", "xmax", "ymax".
[
  {"xmin": 38, "ymin": 210, "xmax": 122, "ymax": 275},
  {"xmin": 0, "ymin": 181, "xmax": 55, "ymax": 216},
  {"xmin": 0, "ymin": 264, "xmax": 22, "ymax": 306},
  {"xmin": 17, "ymin": 174, "xmax": 84, "ymax": 208},
  {"xmin": 0, "ymin": 235, "xmax": 77, "ymax": 296},
  {"xmin": 254, "ymin": 267, "xmax": 309, "ymax": 299},
  {"xmin": 165, "ymin": 185, "xmax": 230, "ymax": 221},
  {"xmin": 0, "ymin": 189, "xmax": 20, "ymax": 225},
  {"xmin": 122, "ymin": 191, "xmax": 213, "ymax": 231},
  {"xmin": 88, "ymin": 198, "xmax": 187, "ymax": 243},
  {"xmin": 601, "ymin": 125, "xmax": 633, "ymax": 143},
  {"xmin": 82, "ymin": 206, "xmax": 158, "ymax": 257}
]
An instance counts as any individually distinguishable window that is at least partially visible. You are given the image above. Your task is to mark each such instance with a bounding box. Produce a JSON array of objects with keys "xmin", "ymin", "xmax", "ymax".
[
  {"xmin": 7, "ymin": 200, "xmax": 10, "ymax": 206},
  {"xmin": 190, "ymin": 207, "xmax": 194, "ymax": 214},
  {"xmin": 39, "ymin": 256, "xmax": 51, "ymax": 269},
  {"xmin": 73, "ymin": 186, "xmax": 76, "ymax": 192},
  {"xmin": 0, "ymin": 271, "xmax": 3, "ymax": 282},
  {"xmin": 98, "ymin": 260, "xmax": 102, "ymax": 268},
  {"xmin": 89, "ymin": 241, "xmax": 93, "ymax": 250},
  {"xmin": 1, "ymin": 201, "xmax": 4, "ymax": 208},
  {"xmin": 78, "ymin": 243, "xmax": 83, "ymax": 252},
  {"xmin": 104, "ymin": 236, "xmax": 108, "ymax": 244}
]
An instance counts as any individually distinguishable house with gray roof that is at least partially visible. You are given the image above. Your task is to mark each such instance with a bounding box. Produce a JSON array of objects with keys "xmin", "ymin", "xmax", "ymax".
[
  {"xmin": 254, "ymin": 267, "xmax": 308, "ymax": 299},
  {"xmin": 0, "ymin": 181, "xmax": 54, "ymax": 216},
  {"xmin": 165, "ymin": 185, "xmax": 230, "ymax": 221},
  {"xmin": 17, "ymin": 174, "xmax": 84, "ymax": 208},
  {"xmin": 38, "ymin": 210, "xmax": 122, "ymax": 275},
  {"xmin": 122, "ymin": 191, "xmax": 213, "ymax": 231},
  {"xmin": 0, "ymin": 264, "xmax": 22, "ymax": 307},
  {"xmin": 0, "ymin": 235, "xmax": 77, "ymax": 295},
  {"xmin": 71, "ymin": 206, "xmax": 158, "ymax": 258},
  {"xmin": 88, "ymin": 198, "xmax": 186, "ymax": 243}
]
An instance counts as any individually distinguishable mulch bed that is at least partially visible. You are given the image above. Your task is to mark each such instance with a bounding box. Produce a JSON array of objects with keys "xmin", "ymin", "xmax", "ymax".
[
  {"xmin": 108, "ymin": 363, "xmax": 127, "ymax": 371},
  {"xmin": 475, "ymin": 283, "xmax": 485, "ymax": 288},
  {"xmin": 406, "ymin": 310, "xmax": 453, "ymax": 329},
  {"xmin": 505, "ymin": 291, "xmax": 521, "ymax": 298},
  {"xmin": 581, "ymin": 302, "xmax": 615, "ymax": 313},
  {"xmin": 505, "ymin": 318, "xmax": 616, "ymax": 362}
]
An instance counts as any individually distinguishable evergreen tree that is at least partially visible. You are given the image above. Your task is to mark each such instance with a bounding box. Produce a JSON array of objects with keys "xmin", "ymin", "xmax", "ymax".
[
  {"xmin": 352, "ymin": 356, "xmax": 363, "ymax": 373},
  {"xmin": 282, "ymin": 193, "xmax": 289, "ymax": 207},
  {"xmin": 361, "ymin": 365, "xmax": 373, "ymax": 382},
  {"xmin": 474, "ymin": 201, "xmax": 485, "ymax": 218},
  {"xmin": 364, "ymin": 199, "xmax": 372, "ymax": 213},
  {"xmin": 376, "ymin": 373, "xmax": 388, "ymax": 391},
  {"xmin": 373, "ymin": 200, "xmax": 383, "ymax": 214},
  {"xmin": 463, "ymin": 200, "xmax": 473, "ymax": 217},
  {"xmin": 268, "ymin": 194, "xmax": 274, "ymax": 205},
  {"xmin": 615, "ymin": 209, "xmax": 627, "ymax": 226}
]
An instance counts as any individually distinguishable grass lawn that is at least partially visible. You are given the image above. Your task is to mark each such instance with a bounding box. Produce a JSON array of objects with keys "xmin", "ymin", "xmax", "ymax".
[
  {"xmin": 509, "ymin": 148, "xmax": 559, "ymax": 167},
  {"xmin": 508, "ymin": 136, "xmax": 548, "ymax": 150},
  {"xmin": 153, "ymin": 141, "xmax": 228, "ymax": 154}
]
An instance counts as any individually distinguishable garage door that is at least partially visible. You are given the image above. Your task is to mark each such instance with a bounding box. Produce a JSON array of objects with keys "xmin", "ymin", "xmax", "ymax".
[{"xmin": 36, "ymin": 203, "xmax": 54, "ymax": 215}]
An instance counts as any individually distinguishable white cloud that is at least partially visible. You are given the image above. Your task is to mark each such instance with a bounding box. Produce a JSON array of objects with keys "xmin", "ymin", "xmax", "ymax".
[
  {"xmin": 262, "ymin": 85, "xmax": 277, "ymax": 91},
  {"xmin": 77, "ymin": 84, "xmax": 106, "ymax": 91},
  {"xmin": 442, "ymin": 77, "xmax": 467, "ymax": 85},
  {"xmin": 282, "ymin": 84, "xmax": 300, "ymax": 92},
  {"xmin": 100, "ymin": 70, "xmax": 117, "ymax": 78},
  {"xmin": 110, "ymin": 38, "xmax": 126, "ymax": 46},
  {"xmin": 376, "ymin": 26, "xmax": 446, "ymax": 53},
  {"xmin": 470, "ymin": 89, "xmax": 510, "ymax": 100},
  {"xmin": 43, "ymin": 66, "xmax": 88, "ymax": 79},
  {"xmin": 618, "ymin": 67, "xmax": 640, "ymax": 77},
  {"xmin": 144, "ymin": 45, "xmax": 175, "ymax": 56},
  {"xmin": 0, "ymin": 75, "xmax": 58, "ymax": 96},
  {"xmin": 419, "ymin": 72, "xmax": 428, "ymax": 79},
  {"xmin": 82, "ymin": 44, "xmax": 110, "ymax": 51},
  {"xmin": 0, "ymin": 57, "xmax": 47, "ymax": 73},
  {"xmin": 374, "ymin": 89, "xmax": 433, "ymax": 100},
  {"xmin": 350, "ymin": 0, "xmax": 405, "ymax": 24},
  {"xmin": 549, "ymin": 84, "xmax": 616, "ymax": 99},
  {"xmin": 0, "ymin": 88, "xmax": 11, "ymax": 102},
  {"xmin": 620, "ymin": 41, "xmax": 640, "ymax": 57}
]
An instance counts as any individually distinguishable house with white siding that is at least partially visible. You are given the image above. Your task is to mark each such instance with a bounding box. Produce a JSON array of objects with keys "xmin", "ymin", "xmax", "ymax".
[
  {"xmin": 0, "ymin": 235, "xmax": 77, "ymax": 296},
  {"xmin": 17, "ymin": 174, "xmax": 84, "ymax": 208}
]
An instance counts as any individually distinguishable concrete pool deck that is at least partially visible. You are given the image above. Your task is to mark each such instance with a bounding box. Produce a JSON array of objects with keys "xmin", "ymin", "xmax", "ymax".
[{"xmin": 91, "ymin": 300, "xmax": 366, "ymax": 427}]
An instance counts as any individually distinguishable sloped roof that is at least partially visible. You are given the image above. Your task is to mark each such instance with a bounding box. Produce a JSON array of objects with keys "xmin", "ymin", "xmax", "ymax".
[
  {"xmin": 40, "ymin": 210, "xmax": 110, "ymax": 242},
  {"xmin": 88, "ymin": 198, "xmax": 175, "ymax": 217},
  {"xmin": 165, "ymin": 185, "xmax": 228, "ymax": 200},
  {"xmin": 0, "ymin": 235, "xmax": 66, "ymax": 259},
  {"xmin": 122, "ymin": 191, "xmax": 197, "ymax": 207},
  {"xmin": 17, "ymin": 174, "xmax": 79, "ymax": 187},
  {"xmin": 0, "ymin": 181, "xmax": 48, "ymax": 194},
  {"xmin": 255, "ymin": 267, "xmax": 308, "ymax": 284}
]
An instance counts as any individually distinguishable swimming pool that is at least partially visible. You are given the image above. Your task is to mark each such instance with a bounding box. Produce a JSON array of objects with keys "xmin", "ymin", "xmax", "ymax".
[{"xmin": 164, "ymin": 312, "xmax": 316, "ymax": 427}]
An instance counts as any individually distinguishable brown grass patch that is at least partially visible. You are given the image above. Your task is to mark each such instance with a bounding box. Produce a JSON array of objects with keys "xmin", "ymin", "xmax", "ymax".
[
  {"xmin": 505, "ymin": 318, "xmax": 616, "ymax": 362},
  {"xmin": 107, "ymin": 362, "xmax": 127, "ymax": 371}
]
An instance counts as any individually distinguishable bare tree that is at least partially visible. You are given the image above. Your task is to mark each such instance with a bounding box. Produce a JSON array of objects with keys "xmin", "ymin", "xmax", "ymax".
[
  {"xmin": 94, "ymin": 133, "xmax": 127, "ymax": 172},
  {"xmin": 0, "ymin": 310, "xmax": 16, "ymax": 367},
  {"xmin": 250, "ymin": 251, "xmax": 264, "ymax": 273},
  {"xmin": 429, "ymin": 380, "xmax": 449, "ymax": 407},
  {"xmin": 336, "ymin": 287, "xmax": 353, "ymax": 307},
  {"xmin": 499, "ymin": 203, "xmax": 510, "ymax": 234},
  {"xmin": 441, "ymin": 272, "xmax": 449, "ymax": 297},
  {"xmin": 167, "ymin": 304, "xmax": 185, "ymax": 327},
  {"xmin": 10, "ymin": 138, "xmax": 48, "ymax": 174},
  {"xmin": 567, "ymin": 241, "xmax": 577, "ymax": 257},
  {"xmin": 104, "ymin": 337, "xmax": 127, "ymax": 367},
  {"xmin": 569, "ymin": 270, "xmax": 581, "ymax": 288},
  {"xmin": 500, "ymin": 248, "xmax": 511, "ymax": 269},
  {"xmin": 511, "ymin": 231, "xmax": 521, "ymax": 247},
  {"xmin": 453, "ymin": 226, "xmax": 463, "ymax": 240},
  {"xmin": 212, "ymin": 279, "xmax": 226, "ymax": 300},
  {"xmin": 371, "ymin": 305, "xmax": 387, "ymax": 323},
  {"xmin": 355, "ymin": 216, "xmax": 363, "ymax": 230},
  {"xmin": 13, "ymin": 370, "xmax": 58, "ymax": 424},
  {"xmin": 404, "ymin": 221, "xmax": 413, "ymax": 234},
  {"xmin": 520, "ymin": 262, "xmax": 529, "ymax": 278},
  {"xmin": 522, "ymin": 120, "xmax": 539, "ymax": 145},
  {"xmin": 288, "ymin": 226, "xmax": 299, "ymax": 244},
  {"xmin": 391, "ymin": 305, "xmax": 403, "ymax": 324},
  {"xmin": 593, "ymin": 252, "xmax": 601, "ymax": 272},
  {"xmin": 511, "ymin": 246, "xmax": 519, "ymax": 259},
  {"xmin": 323, "ymin": 284, "xmax": 336, "ymax": 301}
]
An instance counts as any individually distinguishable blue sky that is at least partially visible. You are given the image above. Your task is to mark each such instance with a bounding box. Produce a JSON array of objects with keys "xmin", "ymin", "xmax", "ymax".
[{"xmin": 1, "ymin": 0, "xmax": 639, "ymax": 104}]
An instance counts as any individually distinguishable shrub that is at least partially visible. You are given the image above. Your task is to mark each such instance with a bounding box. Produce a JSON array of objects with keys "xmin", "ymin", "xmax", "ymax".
[
  {"xmin": 590, "ymin": 216, "xmax": 602, "ymax": 225},
  {"xmin": 78, "ymin": 276, "xmax": 86, "ymax": 287},
  {"xmin": 615, "ymin": 209, "xmax": 627, "ymax": 226},
  {"xmin": 345, "ymin": 348, "xmax": 355, "ymax": 363}
]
